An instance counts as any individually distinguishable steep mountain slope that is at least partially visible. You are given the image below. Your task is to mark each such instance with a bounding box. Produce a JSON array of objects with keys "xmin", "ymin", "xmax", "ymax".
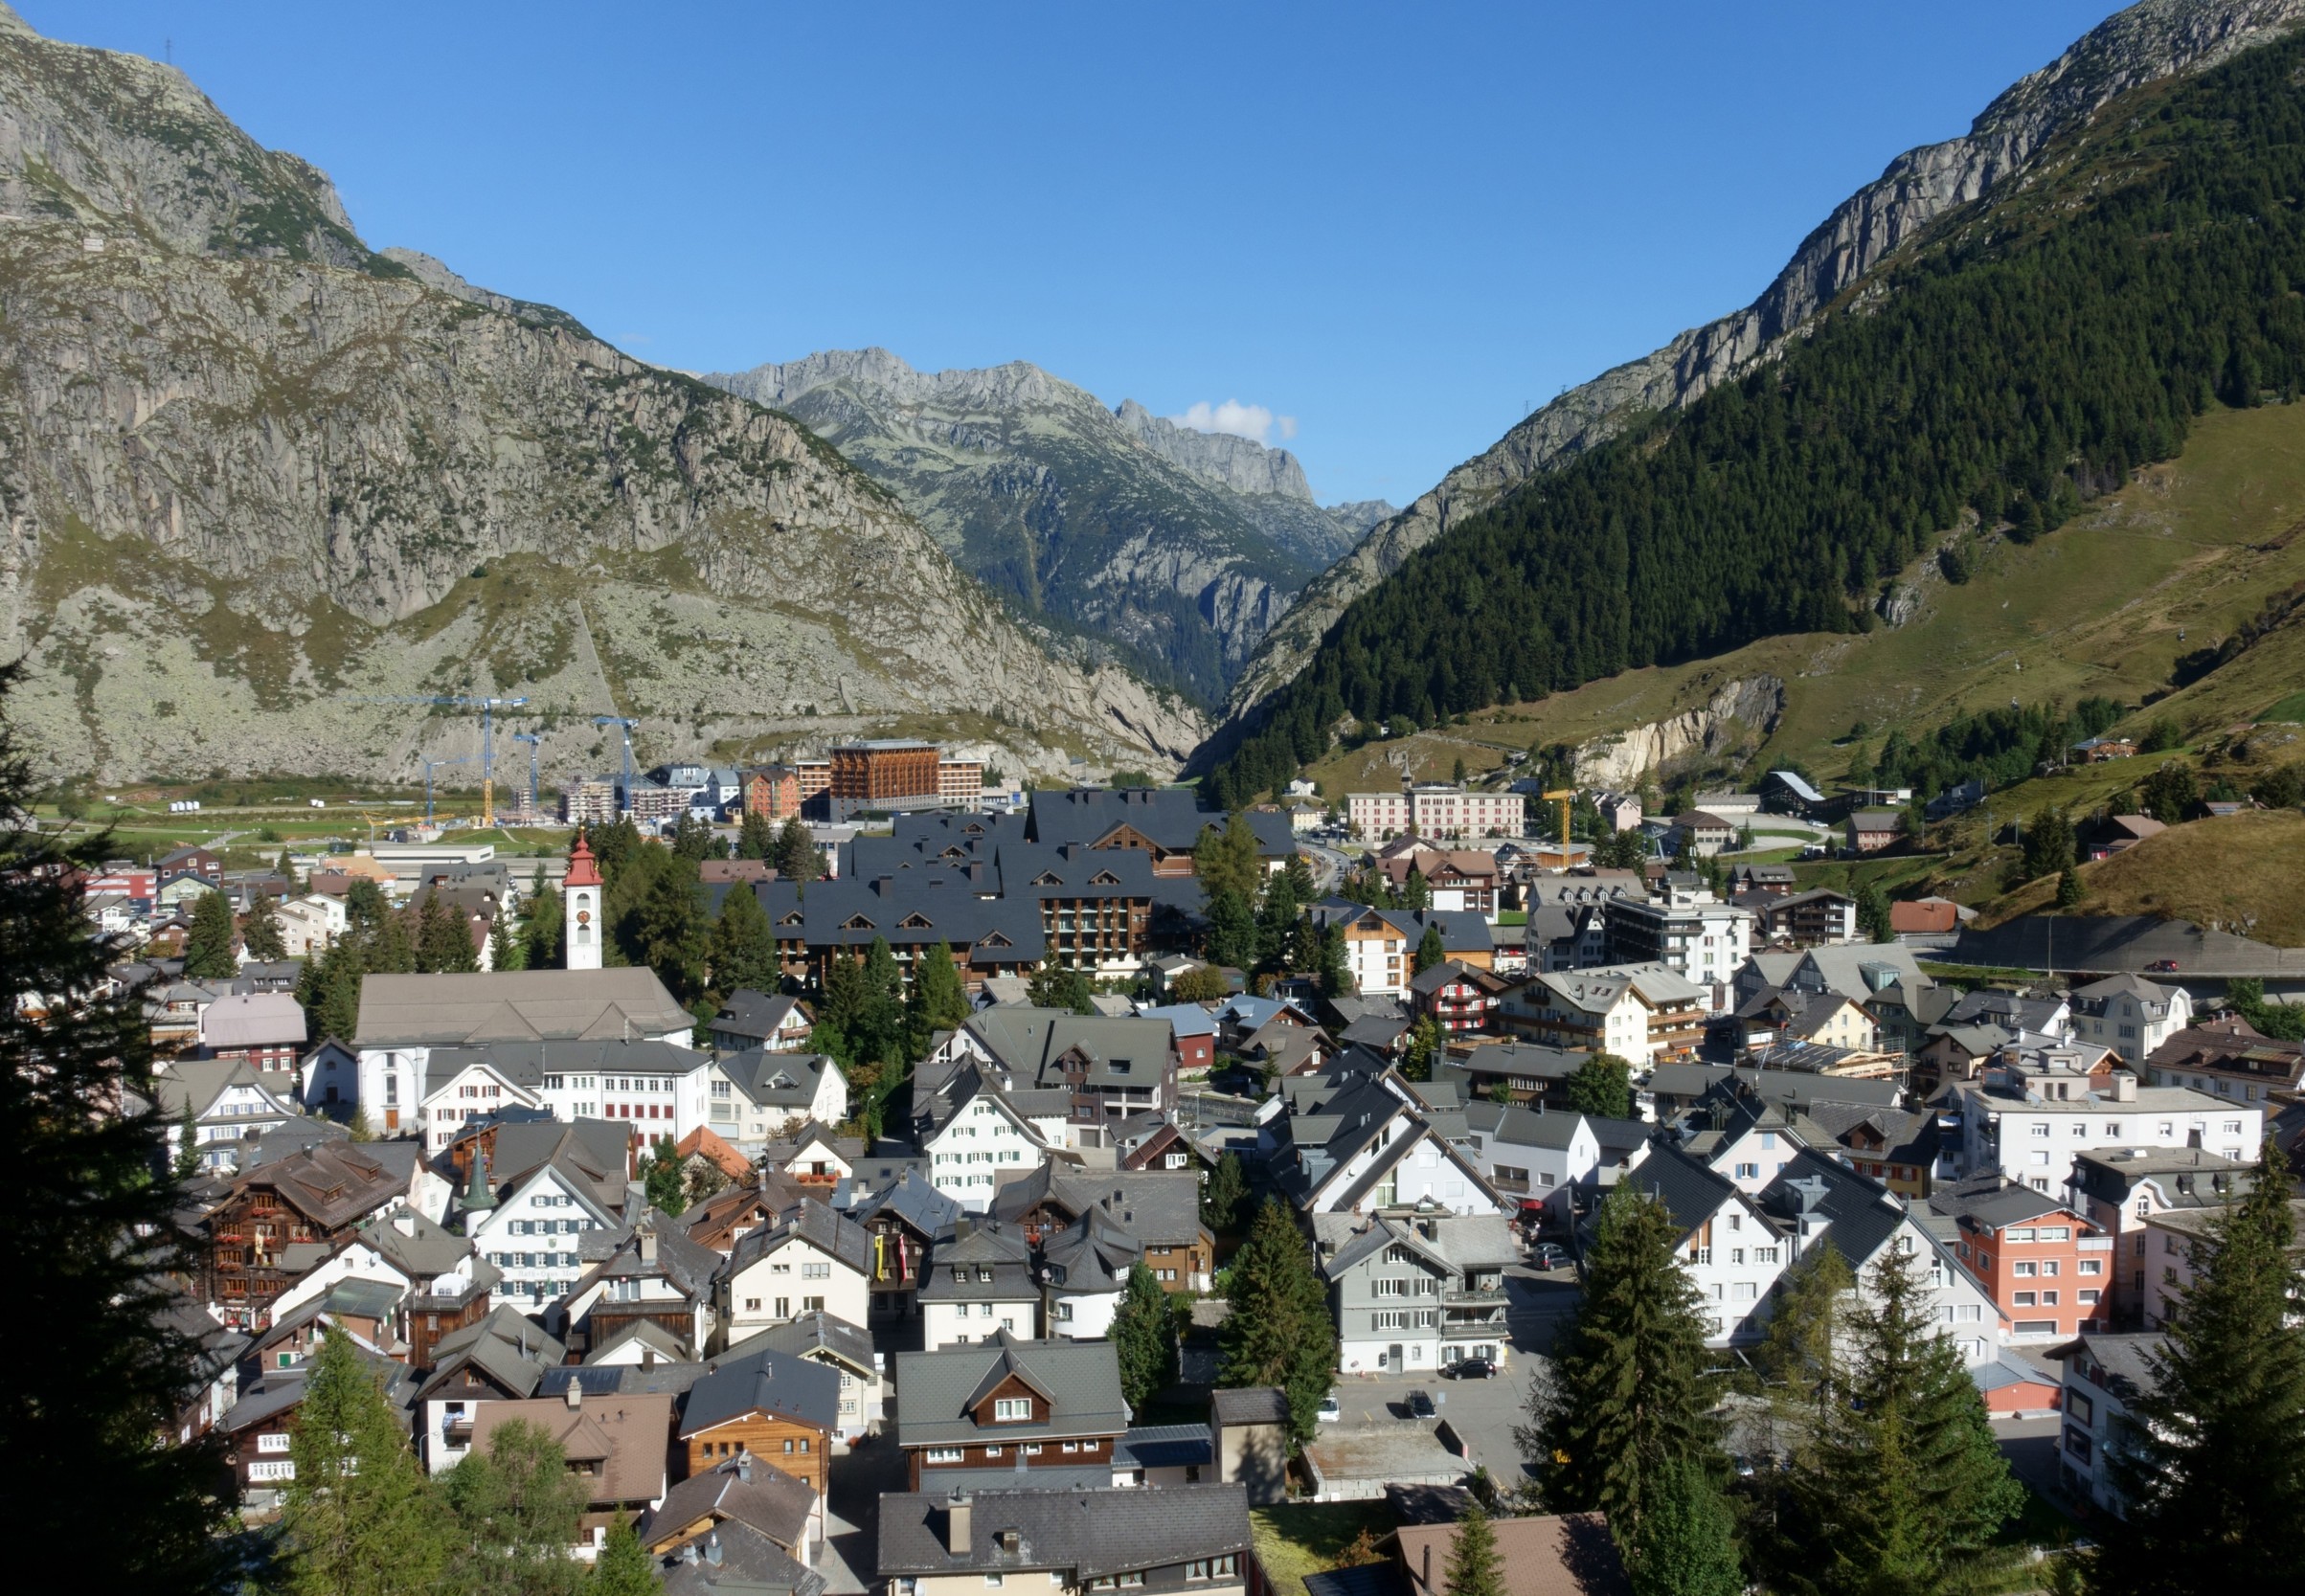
[
  {"xmin": 1206, "ymin": 0, "xmax": 2305, "ymax": 804},
  {"xmin": 703, "ymin": 348, "xmax": 1390, "ymax": 701},
  {"xmin": 1220, "ymin": 0, "xmax": 2305, "ymax": 728},
  {"xmin": 0, "ymin": 7, "xmax": 1202, "ymax": 785}
]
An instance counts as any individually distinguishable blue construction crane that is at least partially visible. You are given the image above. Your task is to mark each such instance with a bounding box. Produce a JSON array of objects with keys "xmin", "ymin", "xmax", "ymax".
[
  {"xmin": 422, "ymin": 755, "xmax": 469, "ymax": 829},
  {"xmin": 354, "ymin": 693, "xmax": 531, "ymax": 825},
  {"xmin": 509, "ymin": 731, "xmax": 543, "ymax": 822},
  {"xmin": 594, "ymin": 716, "xmax": 640, "ymax": 816}
]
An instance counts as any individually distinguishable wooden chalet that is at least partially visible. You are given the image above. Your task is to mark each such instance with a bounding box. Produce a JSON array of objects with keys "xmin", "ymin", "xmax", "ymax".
[{"xmin": 201, "ymin": 1141, "xmax": 408, "ymax": 1327}]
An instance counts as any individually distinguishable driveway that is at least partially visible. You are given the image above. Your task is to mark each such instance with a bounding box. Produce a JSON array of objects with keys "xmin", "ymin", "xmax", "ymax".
[{"xmin": 823, "ymin": 1425, "xmax": 909, "ymax": 1595}]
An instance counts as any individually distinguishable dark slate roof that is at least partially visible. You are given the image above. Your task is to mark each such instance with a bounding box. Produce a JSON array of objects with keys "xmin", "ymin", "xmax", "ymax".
[
  {"xmin": 540, "ymin": 1360, "xmax": 718, "ymax": 1400},
  {"xmin": 1618, "ymin": 1144, "xmax": 1744, "ymax": 1239},
  {"xmin": 853, "ymin": 1168, "xmax": 961, "ymax": 1238},
  {"xmin": 1463, "ymin": 1099, "xmax": 1593, "ymax": 1153},
  {"xmin": 641, "ymin": 1451, "xmax": 816, "ymax": 1552},
  {"xmin": 680, "ymin": 1346, "xmax": 843, "ymax": 1438},
  {"xmin": 916, "ymin": 1224, "xmax": 1039, "ymax": 1304},
  {"xmin": 1042, "ymin": 1207, "xmax": 1143, "ymax": 1295},
  {"xmin": 721, "ymin": 1199, "xmax": 873, "ymax": 1280},
  {"xmin": 2062, "ymin": 1332, "xmax": 2166, "ymax": 1404},
  {"xmin": 876, "ymin": 1484, "xmax": 1254, "ymax": 1579},
  {"xmin": 420, "ymin": 1305, "xmax": 567, "ymax": 1399},
  {"xmin": 1026, "ymin": 788, "xmax": 1238, "ymax": 853},
  {"xmin": 658, "ymin": 1518, "xmax": 828, "ymax": 1596},
  {"xmin": 893, "ymin": 1336, "xmax": 1126, "ymax": 1449},
  {"xmin": 746, "ymin": 871, "xmax": 1048, "ymax": 970},
  {"xmin": 989, "ymin": 1169, "xmax": 1207, "ymax": 1248},
  {"xmin": 1927, "ymin": 1177, "xmax": 2073, "ymax": 1232},
  {"xmin": 1304, "ymin": 1568, "xmax": 1412, "ymax": 1596},
  {"xmin": 712, "ymin": 989, "xmax": 806, "ymax": 1042},
  {"xmin": 1755, "ymin": 1148, "xmax": 1913, "ymax": 1272},
  {"xmin": 721, "ymin": 1311, "xmax": 877, "ymax": 1376},
  {"xmin": 718, "ymin": 1048, "xmax": 843, "ymax": 1112},
  {"xmin": 1210, "ymin": 1386, "xmax": 1290, "ymax": 1427}
]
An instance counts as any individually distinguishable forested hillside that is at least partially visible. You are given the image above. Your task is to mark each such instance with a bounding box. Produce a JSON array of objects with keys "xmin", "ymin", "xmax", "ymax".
[{"xmin": 1209, "ymin": 30, "xmax": 2305, "ymax": 806}]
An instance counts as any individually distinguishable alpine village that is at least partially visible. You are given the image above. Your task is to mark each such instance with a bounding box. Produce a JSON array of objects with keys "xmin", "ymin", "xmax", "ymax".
[{"xmin": 11, "ymin": 4, "xmax": 2305, "ymax": 1595}]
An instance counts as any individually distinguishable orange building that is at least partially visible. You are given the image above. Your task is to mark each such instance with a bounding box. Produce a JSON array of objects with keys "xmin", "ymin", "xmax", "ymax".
[
  {"xmin": 830, "ymin": 740, "xmax": 940, "ymax": 801},
  {"xmin": 1929, "ymin": 1178, "xmax": 2110, "ymax": 1342},
  {"xmin": 743, "ymin": 766, "xmax": 804, "ymax": 821},
  {"xmin": 793, "ymin": 759, "xmax": 831, "ymax": 799}
]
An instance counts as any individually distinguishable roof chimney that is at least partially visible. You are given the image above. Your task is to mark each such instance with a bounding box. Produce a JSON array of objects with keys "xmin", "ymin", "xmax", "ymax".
[
  {"xmin": 736, "ymin": 1452, "xmax": 752, "ymax": 1482},
  {"xmin": 706, "ymin": 1532, "xmax": 723, "ymax": 1567},
  {"xmin": 2113, "ymin": 1071, "xmax": 2137, "ymax": 1102},
  {"xmin": 639, "ymin": 1223, "xmax": 659, "ymax": 1266},
  {"xmin": 564, "ymin": 1379, "xmax": 583, "ymax": 1410},
  {"xmin": 682, "ymin": 1542, "xmax": 700, "ymax": 1565},
  {"xmin": 947, "ymin": 1492, "xmax": 973, "ymax": 1556},
  {"xmin": 1422, "ymin": 1541, "xmax": 1433, "ymax": 1590}
]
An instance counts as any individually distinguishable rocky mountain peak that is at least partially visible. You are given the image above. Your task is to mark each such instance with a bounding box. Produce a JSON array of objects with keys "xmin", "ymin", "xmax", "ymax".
[{"xmin": 1109, "ymin": 397, "xmax": 1313, "ymax": 502}]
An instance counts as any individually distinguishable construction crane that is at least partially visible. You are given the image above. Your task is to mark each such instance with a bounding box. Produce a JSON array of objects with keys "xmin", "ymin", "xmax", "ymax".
[
  {"xmin": 422, "ymin": 756, "xmax": 469, "ymax": 830},
  {"xmin": 353, "ymin": 693, "xmax": 531, "ymax": 827},
  {"xmin": 509, "ymin": 732, "xmax": 542, "ymax": 824},
  {"xmin": 594, "ymin": 716, "xmax": 640, "ymax": 817},
  {"xmin": 1542, "ymin": 789, "xmax": 1575, "ymax": 854}
]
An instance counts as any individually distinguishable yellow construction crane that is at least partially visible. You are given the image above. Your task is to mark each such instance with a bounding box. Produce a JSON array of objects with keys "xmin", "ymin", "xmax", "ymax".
[{"xmin": 1543, "ymin": 789, "xmax": 1575, "ymax": 851}]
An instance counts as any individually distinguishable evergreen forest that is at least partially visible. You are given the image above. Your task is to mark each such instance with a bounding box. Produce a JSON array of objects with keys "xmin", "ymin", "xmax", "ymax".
[{"xmin": 1210, "ymin": 33, "xmax": 2305, "ymax": 805}]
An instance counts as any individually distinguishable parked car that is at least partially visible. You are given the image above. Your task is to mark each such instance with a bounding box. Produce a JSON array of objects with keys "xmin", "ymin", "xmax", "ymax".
[
  {"xmin": 1317, "ymin": 1393, "xmax": 1342, "ymax": 1424},
  {"xmin": 2146, "ymin": 958, "xmax": 2181, "ymax": 973},
  {"xmin": 1407, "ymin": 1389, "xmax": 1437, "ymax": 1419},
  {"xmin": 1531, "ymin": 1243, "xmax": 1572, "ymax": 1271},
  {"xmin": 1445, "ymin": 1358, "xmax": 1496, "ymax": 1381}
]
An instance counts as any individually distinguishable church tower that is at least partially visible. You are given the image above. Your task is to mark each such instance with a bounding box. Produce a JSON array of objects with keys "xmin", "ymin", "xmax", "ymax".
[{"xmin": 565, "ymin": 832, "xmax": 602, "ymax": 971}]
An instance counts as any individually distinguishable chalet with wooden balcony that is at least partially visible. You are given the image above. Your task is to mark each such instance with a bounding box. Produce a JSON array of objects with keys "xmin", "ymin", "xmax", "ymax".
[
  {"xmin": 1315, "ymin": 1207, "xmax": 1519, "ymax": 1377},
  {"xmin": 678, "ymin": 1344, "xmax": 843, "ymax": 1493},
  {"xmin": 990, "ymin": 1167, "xmax": 1213, "ymax": 1293},
  {"xmin": 893, "ymin": 1334, "xmax": 1130, "ymax": 1492},
  {"xmin": 555, "ymin": 1208, "xmax": 723, "ymax": 1360},
  {"xmin": 1409, "ymin": 959, "xmax": 1510, "ymax": 1036},
  {"xmin": 200, "ymin": 1140, "xmax": 411, "ymax": 1327}
]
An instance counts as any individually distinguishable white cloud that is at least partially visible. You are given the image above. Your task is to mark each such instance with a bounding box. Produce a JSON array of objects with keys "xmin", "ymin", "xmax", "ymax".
[{"xmin": 1169, "ymin": 398, "xmax": 1297, "ymax": 447}]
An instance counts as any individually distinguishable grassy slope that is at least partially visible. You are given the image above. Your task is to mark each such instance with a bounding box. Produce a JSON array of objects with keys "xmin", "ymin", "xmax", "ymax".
[
  {"xmin": 1249, "ymin": 1503, "xmax": 1392, "ymax": 1596},
  {"xmin": 1978, "ymin": 808, "xmax": 2305, "ymax": 943},
  {"xmin": 1300, "ymin": 399, "xmax": 2305, "ymax": 798}
]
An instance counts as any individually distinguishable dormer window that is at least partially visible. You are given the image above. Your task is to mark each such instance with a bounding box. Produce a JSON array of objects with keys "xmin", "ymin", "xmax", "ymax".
[
  {"xmin": 842, "ymin": 914, "xmax": 876, "ymax": 931},
  {"xmin": 993, "ymin": 1397, "xmax": 1031, "ymax": 1422}
]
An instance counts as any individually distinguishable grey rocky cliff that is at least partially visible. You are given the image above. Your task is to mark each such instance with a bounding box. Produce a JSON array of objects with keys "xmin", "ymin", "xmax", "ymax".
[
  {"xmin": 1221, "ymin": 0, "xmax": 2305, "ymax": 726},
  {"xmin": 0, "ymin": 8, "xmax": 1203, "ymax": 783},
  {"xmin": 705, "ymin": 348, "xmax": 1382, "ymax": 701}
]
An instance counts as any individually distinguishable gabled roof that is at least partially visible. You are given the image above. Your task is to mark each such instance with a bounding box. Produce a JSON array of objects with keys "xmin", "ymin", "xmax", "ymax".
[
  {"xmin": 234, "ymin": 1139, "xmax": 406, "ymax": 1230},
  {"xmin": 680, "ymin": 1345, "xmax": 844, "ymax": 1437},
  {"xmin": 876, "ymin": 1483, "xmax": 1253, "ymax": 1579},
  {"xmin": 854, "ymin": 1169, "xmax": 961, "ymax": 1240},
  {"xmin": 722, "ymin": 1200, "xmax": 873, "ymax": 1279},
  {"xmin": 1617, "ymin": 1143, "xmax": 1749, "ymax": 1240},
  {"xmin": 709, "ymin": 989, "xmax": 807, "ymax": 1040},
  {"xmin": 721, "ymin": 1311, "xmax": 878, "ymax": 1379},
  {"xmin": 354, "ymin": 968, "xmax": 693, "ymax": 1046},
  {"xmin": 893, "ymin": 1335, "xmax": 1127, "ymax": 1448},
  {"xmin": 1755, "ymin": 1148, "xmax": 1917, "ymax": 1273},
  {"xmin": 421, "ymin": 1305, "xmax": 567, "ymax": 1399},
  {"xmin": 641, "ymin": 1451, "xmax": 817, "ymax": 1553}
]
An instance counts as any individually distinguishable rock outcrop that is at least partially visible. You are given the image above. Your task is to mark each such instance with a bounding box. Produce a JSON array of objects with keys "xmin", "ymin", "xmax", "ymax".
[
  {"xmin": 1571, "ymin": 677, "xmax": 1785, "ymax": 790},
  {"xmin": 0, "ymin": 6, "xmax": 1203, "ymax": 784},
  {"xmin": 1221, "ymin": 0, "xmax": 2305, "ymax": 726},
  {"xmin": 705, "ymin": 348, "xmax": 1390, "ymax": 701}
]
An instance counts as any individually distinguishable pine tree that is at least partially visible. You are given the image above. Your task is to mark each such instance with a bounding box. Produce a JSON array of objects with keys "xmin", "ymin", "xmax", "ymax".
[
  {"xmin": 183, "ymin": 888, "xmax": 237, "ymax": 978},
  {"xmin": 1192, "ymin": 816, "xmax": 1263, "ymax": 903},
  {"xmin": 2057, "ymin": 865, "xmax": 2085, "ymax": 909},
  {"xmin": 1202, "ymin": 1152, "xmax": 1246, "ymax": 1234},
  {"xmin": 368, "ymin": 904, "xmax": 418, "ymax": 974},
  {"xmin": 443, "ymin": 1419, "xmax": 588, "ymax": 1596},
  {"xmin": 629, "ymin": 863, "xmax": 710, "ymax": 1002},
  {"xmin": 1523, "ymin": 1181, "xmax": 1716, "ymax": 1526},
  {"xmin": 815, "ymin": 953, "xmax": 867, "ymax": 1066},
  {"xmin": 1856, "ymin": 879, "xmax": 1893, "ymax": 943},
  {"xmin": 1563, "ymin": 1054, "xmax": 1633, "ymax": 1121},
  {"xmin": 1776, "ymin": 1247, "xmax": 2021, "ymax": 1595},
  {"xmin": 710, "ymin": 883, "xmax": 780, "ymax": 997},
  {"xmin": 1255, "ymin": 867, "xmax": 1303, "ymax": 972},
  {"xmin": 488, "ymin": 913, "xmax": 523, "ymax": 972},
  {"xmin": 1629, "ymin": 1458, "xmax": 1742, "ymax": 1596},
  {"xmin": 308, "ymin": 933, "xmax": 367, "ymax": 1044},
  {"xmin": 906, "ymin": 941, "xmax": 972, "ymax": 1056},
  {"xmin": 773, "ymin": 816, "xmax": 822, "ymax": 882},
  {"xmin": 172, "ymin": 1096, "xmax": 204, "ymax": 1184},
  {"xmin": 2, "ymin": 659, "xmax": 234, "ymax": 1590},
  {"xmin": 2099, "ymin": 1141, "xmax": 2305, "ymax": 1596},
  {"xmin": 1028, "ymin": 956, "xmax": 1095, "ymax": 1016},
  {"xmin": 1112, "ymin": 1263, "xmax": 1179, "ymax": 1412},
  {"xmin": 1204, "ymin": 888, "xmax": 1258, "ymax": 971},
  {"xmin": 284, "ymin": 1324, "xmax": 446, "ymax": 1596},
  {"xmin": 1412, "ymin": 922, "xmax": 1447, "ymax": 975},
  {"xmin": 856, "ymin": 936, "xmax": 909, "ymax": 1062},
  {"xmin": 1316, "ymin": 923, "xmax": 1354, "ymax": 998},
  {"xmin": 1220, "ymin": 1198, "xmax": 1338, "ymax": 1442},
  {"xmin": 521, "ymin": 884, "xmax": 565, "ymax": 970},
  {"xmin": 243, "ymin": 891, "xmax": 287, "ymax": 961},
  {"xmin": 588, "ymin": 1513, "xmax": 658, "ymax": 1596},
  {"xmin": 1401, "ymin": 867, "xmax": 1434, "ymax": 910},
  {"xmin": 1749, "ymin": 1241, "xmax": 1853, "ymax": 1425},
  {"xmin": 736, "ymin": 811, "xmax": 776, "ymax": 861},
  {"xmin": 417, "ymin": 893, "xmax": 479, "ymax": 974},
  {"xmin": 1443, "ymin": 1503, "xmax": 1506, "ymax": 1596}
]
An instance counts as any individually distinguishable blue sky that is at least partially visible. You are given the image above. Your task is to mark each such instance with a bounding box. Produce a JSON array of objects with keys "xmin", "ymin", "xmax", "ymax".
[{"xmin": 28, "ymin": 1, "xmax": 2118, "ymax": 506}]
